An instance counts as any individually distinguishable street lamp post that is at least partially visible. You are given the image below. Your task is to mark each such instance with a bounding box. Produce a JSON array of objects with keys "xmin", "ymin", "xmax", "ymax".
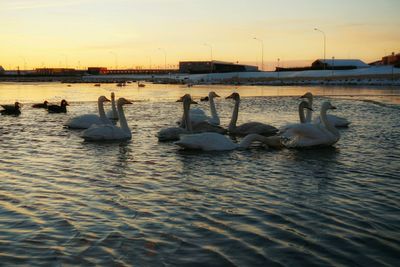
[
  {"xmin": 204, "ymin": 43, "xmax": 213, "ymax": 61},
  {"xmin": 253, "ymin": 37, "xmax": 264, "ymax": 71},
  {"xmin": 314, "ymin": 28, "xmax": 326, "ymax": 70},
  {"xmin": 109, "ymin": 51, "xmax": 118, "ymax": 69},
  {"xmin": 277, "ymin": 58, "xmax": 280, "ymax": 79},
  {"xmin": 158, "ymin": 48, "xmax": 167, "ymax": 70}
]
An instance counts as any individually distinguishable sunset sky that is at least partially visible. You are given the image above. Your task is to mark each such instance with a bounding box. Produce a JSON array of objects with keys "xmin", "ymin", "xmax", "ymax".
[{"xmin": 0, "ymin": 0, "xmax": 399, "ymax": 70}]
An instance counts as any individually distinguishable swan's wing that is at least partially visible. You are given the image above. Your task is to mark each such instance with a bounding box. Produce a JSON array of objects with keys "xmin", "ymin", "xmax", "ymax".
[
  {"xmin": 281, "ymin": 123, "xmax": 336, "ymax": 147},
  {"xmin": 66, "ymin": 114, "xmax": 101, "ymax": 129},
  {"xmin": 235, "ymin": 122, "xmax": 278, "ymax": 136},
  {"xmin": 192, "ymin": 121, "xmax": 227, "ymax": 134},
  {"xmin": 313, "ymin": 115, "xmax": 350, "ymax": 127},
  {"xmin": 106, "ymin": 109, "xmax": 118, "ymax": 120},
  {"xmin": 175, "ymin": 132, "xmax": 236, "ymax": 151},
  {"xmin": 157, "ymin": 127, "xmax": 188, "ymax": 141},
  {"xmin": 1, "ymin": 105, "xmax": 15, "ymax": 110},
  {"xmin": 82, "ymin": 125, "xmax": 128, "ymax": 141},
  {"xmin": 327, "ymin": 114, "xmax": 350, "ymax": 127},
  {"xmin": 190, "ymin": 108, "xmax": 206, "ymax": 115}
]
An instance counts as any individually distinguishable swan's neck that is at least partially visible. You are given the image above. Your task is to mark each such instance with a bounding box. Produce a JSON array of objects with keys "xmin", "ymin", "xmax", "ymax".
[
  {"xmin": 238, "ymin": 134, "xmax": 266, "ymax": 148},
  {"xmin": 111, "ymin": 98, "xmax": 117, "ymax": 118},
  {"xmin": 117, "ymin": 104, "xmax": 129, "ymax": 131},
  {"xmin": 98, "ymin": 100, "xmax": 106, "ymax": 119},
  {"xmin": 209, "ymin": 96, "xmax": 219, "ymax": 122},
  {"xmin": 229, "ymin": 99, "xmax": 240, "ymax": 131},
  {"xmin": 183, "ymin": 102, "xmax": 192, "ymax": 132},
  {"xmin": 306, "ymin": 96, "xmax": 313, "ymax": 123},
  {"xmin": 299, "ymin": 105, "xmax": 306, "ymax": 123},
  {"xmin": 320, "ymin": 108, "xmax": 339, "ymax": 137}
]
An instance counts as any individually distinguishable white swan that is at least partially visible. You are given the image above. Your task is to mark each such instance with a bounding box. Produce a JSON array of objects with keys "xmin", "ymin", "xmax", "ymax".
[
  {"xmin": 175, "ymin": 132, "xmax": 270, "ymax": 151},
  {"xmin": 280, "ymin": 101, "xmax": 340, "ymax": 148},
  {"xmin": 226, "ymin": 92, "xmax": 278, "ymax": 136},
  {"xmin": 301, "ymin": 92, "xmax": 350, "ymax": 127},
  {"xmin": 106, "ymin": 92, "xmax": 118, "ymax": 121},
  {"xmin": 279, "ymin": 100, "xmax": 312, "ymax": 133},
  {"xmin": 82, "ymin": 98, "xmax": 132, "ymax": 141},
  {"xmin": 66, "ymin": 96, "xmax": 111, "ymax": 129},
  {"xmin": 189, "ymin": 91, "xmax": 220, "ymax": 125},
  {"xmin": 157, "ymin": 94, "xmax": 196, "ymax": 141}
]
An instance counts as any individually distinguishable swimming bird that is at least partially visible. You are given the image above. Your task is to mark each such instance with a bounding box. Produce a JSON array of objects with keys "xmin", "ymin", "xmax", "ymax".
[
  {"xmin": 106, "ymin": 92, "xmax": 118, "ymax": 122},
  {"xmin": 66, "ymin": 96, "xmax": 111, "ymax": 129},
  {"xmin": 32, "ymin": 101, "xmax": 48, "ymax": 109},
  {"xmin": 301, "ymin": 92, "xmax": 350, "ymax": 127},
  {"xmin": 278, "ymin": 100, "xmax": 313, "ymax": 133},
  {"xmin": 157, "ymin": 94, "xmax": 196, "ymax": 142},
  {"xmin": 47, "ymin": 100, "xmax": 69, "ymax": 113},
  {"xmin": 1, "ymin": 102, "xmax": 21, "ymax": 116},
  {"xmin": 280, "ymin": 101, "xmax": 340, "ymax": 148},
  {"xmin": 183, "ymin": 91, "xmax": 221, "ymax": 126},
  {"xmin": 81, "ymin": 98, "xmax": 132, "ymax": 141},
  {"xmin": 175, "ymin": 132, "xmax": 270, "ymax": 151},
  {"xmin": 226, "ymin": 92, "xmax": 278, "ymax": 136}
]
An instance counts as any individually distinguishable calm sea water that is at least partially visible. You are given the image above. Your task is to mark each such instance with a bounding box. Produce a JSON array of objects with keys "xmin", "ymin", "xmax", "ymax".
[{"xmin": 0, "ymin": 82, "xmax": 399, "ymax": 266}]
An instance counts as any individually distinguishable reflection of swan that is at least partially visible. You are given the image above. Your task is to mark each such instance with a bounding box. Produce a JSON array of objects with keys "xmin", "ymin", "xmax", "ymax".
[
  {"xmin": 66, "ymin": 96, "xmax": 111, "ymax": 129},
  {"xmin": 279, "ymin": 101, "xmax": 312, "ymax": 133},
  {"xmin": 175, "ymin": 132, "xmax": 269, "ymax": 151},
  {"xmin": 301, "ymin": 92, "xmax": 350, "ymax": 127},
  {"xmin": 48, "ymin": 100, "xmax": 69, "ymax": 113},
  {"xmin": 189, "ymin": 91, "xmax": 220, "ymax": 125},
  {"xmin": 226, "ymin": 92, "xmax": 278, "ymax": 136},
  {"xmin": 82, "ymin": 98, "xmax": 132, "ymax": 141},
  {"xmin": 1, "ymin": 102, "xmax": 21, "ymax": 116},
  {"xmin": 32, "ymin": 101, "xmax": 48, "ymax": 109},
  {"xmin": 157, "ymin": 94, "xmax": 195, "ymax": 141},
  {"xmin": 280, "ymin": 101, "xmax": 340, "ymax": 148},
  {"xmin": 106, "ymin": 92, "xmax": 118, "ymax": 121}
]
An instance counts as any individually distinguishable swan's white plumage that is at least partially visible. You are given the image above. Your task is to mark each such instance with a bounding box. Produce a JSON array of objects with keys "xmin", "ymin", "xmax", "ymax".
[
  {"xmin": 82, "ymin": 98, "xmax": 132, "ymax": 142},
  {"xmin": 66, "ymin": 96, "xmax": 111, "ymax": 129},
  {"xmin": 184, "ymin": 92, "xmax": 220, "ymax": 126},
  {"xmin": 175, "ymin": 132, "xmax": 238, "ymax": 151},
  {"xmin": 280, "ymin": 101, "xmax": 340, "ymax": 148},
  {"xmin": 107, "ymin": 92, "xmax": 118, "ymax": 121},
  {"xmin": 313, "ymin": 114, "xmax": 350, "ymax": 127}
]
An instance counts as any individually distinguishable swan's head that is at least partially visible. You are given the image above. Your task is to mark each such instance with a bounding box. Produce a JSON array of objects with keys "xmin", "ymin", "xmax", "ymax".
[
  {"xmin": 98, "ymin": 96, "xmax": 110, "ymax": 103},
  {"xmin": 44, "ymin": 100, "xmax": 48, "ymax": 105},
  {"xmin": 61, "ymin": 100, "xmax": 69, "ymax": 107},
  {"xmin": 209, "ymin": 91, "xmax": 220, "ymax": 98},
  {"xmin": 299, "ymin": 101, "xmax": 313, "ymax": 111},
  {"xmin": 177, "ymin": 94, "xmax": 197, "ymax": 104},
  {"xmin": 15, "ymin": 102, "xmax": 22, "ymax": 108},
  {"xmin": 111, "ymin": 92, "xmax": 115, "ymax": 100},
  {"xmin": 117, "ymin": 97, "xmax": 133, "ymax": 106},
  {"xmin": 321, "ymin": 101, "xmax": 337, "ymax": 111},
  {"xmin": 300, "ymin": 92, "xmax": 313, "ymax": 101},
  {"xmin": 226, "ymin": 92, "xmax": 240, "ymax": 101}
]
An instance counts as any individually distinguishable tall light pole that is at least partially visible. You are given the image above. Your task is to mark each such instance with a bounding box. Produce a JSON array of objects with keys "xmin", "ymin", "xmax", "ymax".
[
  {"xmin": 204, "ymin": 43, "xmax": 213, "ymax": 61},
  {"xmin": 158, "ymin": 48, "xmax": 167, "ymax": 70},
  {"xmin": 277, "ymin": 58, "xmax": 280, "ymax": 79},
  {"xmin": 253, "ymin": 37, "xmax": 264, "ymax": 71},
  {"xmin": 109, "ymin": 51, "xmax": 118, "ymax": 69},
  {"xmin": 314, "ymin": 28, "xmax": 326, "ymax": 70}
]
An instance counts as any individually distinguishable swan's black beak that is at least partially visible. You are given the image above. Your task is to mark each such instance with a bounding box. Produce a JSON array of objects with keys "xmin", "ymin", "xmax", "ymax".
[
  {"xmin": 306, "ymin": 107, "xmax": 313, "ymax": 111},
  {"xmin": 176, "ymin": 98, "xmax": 183, "ymax": 102},
  {"xmin": 105, "ymin": 98, "xmax": 111, "ymax": 102},
  {"xmin": 225, "ymin": 94, "xmax": 234, "ymax": 99},
  {"xmin": 331, "ymin": 106, "xmax": 337, "ymax": 110},
  {"xmin": 126, "ymin": 100, "xmax": 133, "ymax": 105},
  {"xmin": 191, "ymin": 100, "xmax": 198, "ymax": 104},
  {"xmin": 215, "ymin": 93, "xmax": 220, "ymax": 97}
]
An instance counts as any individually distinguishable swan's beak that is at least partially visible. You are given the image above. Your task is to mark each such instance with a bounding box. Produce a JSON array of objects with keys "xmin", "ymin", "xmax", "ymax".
[
  {"xmin": 225, "ymin": 94, "xmax": 234, "ymax": 99},
  {"xmin": 191, "ymin": 100, "xmax": 198, "ymax": 104},
  {"xmin": 105, "ymin": 98, "xmax": 111, "ymax": 102},
  {"xmin": 215, "ymin": 93, "xmax": 220, "ymax": 97},
  {"xmin": 126, "ymin": 100, "xmax": 133, "ymax": 105},
  {"xmin": 306, "ymin": 107, "xmax": 313, "ymax": 111},
  {"xmin": 331, "ymin": 106, "xmax": 337, "ymax": 110},
  {"xmin": 176, "ymin": 98, "xmax": 183, "ymax": 102}
]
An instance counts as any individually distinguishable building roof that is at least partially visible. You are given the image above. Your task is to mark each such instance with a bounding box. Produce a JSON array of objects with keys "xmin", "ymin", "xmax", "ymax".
[{"xmin": 314, "ymin": 59, "xmax": 369, "ymax": 68}]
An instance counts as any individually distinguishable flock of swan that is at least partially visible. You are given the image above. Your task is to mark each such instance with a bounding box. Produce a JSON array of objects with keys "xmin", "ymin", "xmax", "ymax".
[{"xmin": 0, "ymin": 91, "xmax": 350, "ymax": 151}]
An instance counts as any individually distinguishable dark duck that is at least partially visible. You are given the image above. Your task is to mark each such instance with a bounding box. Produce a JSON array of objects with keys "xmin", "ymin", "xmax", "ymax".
[
  {"xmin": 1, "ymin": 102, "xmax": 22, "ymax": 116},
  {"xmin": 47, "ymin": 99, "xmax": 69, "ymax": 113},
  {"xmin": 32, "ymin": 100, "xmax": 48, "ymax": 108}
]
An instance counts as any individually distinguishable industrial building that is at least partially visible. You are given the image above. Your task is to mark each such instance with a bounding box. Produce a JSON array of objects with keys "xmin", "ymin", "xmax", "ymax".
[
  {"xmin": 311, "ymin": 59, "xmax": 369, "ymax": 70},
  {"xmin": 179, "ymin": 61, "xmax": 258, "ymax": 74}
]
